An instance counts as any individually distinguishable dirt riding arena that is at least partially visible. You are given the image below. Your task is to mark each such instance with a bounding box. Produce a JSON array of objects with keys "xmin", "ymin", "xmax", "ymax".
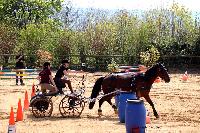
[{"xmin": 0, "ymin": 71, "xmax": 200, "ymax": 133}]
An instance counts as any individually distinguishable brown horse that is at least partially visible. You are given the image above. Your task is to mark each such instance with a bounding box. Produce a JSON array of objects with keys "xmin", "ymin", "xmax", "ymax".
[{"xmin": 89, "ymin": 63, "xmax": 170, "ymax": 118}]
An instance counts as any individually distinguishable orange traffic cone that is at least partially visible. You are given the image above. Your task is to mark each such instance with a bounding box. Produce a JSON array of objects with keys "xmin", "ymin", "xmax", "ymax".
[
  {"xmin": 31, "ymin": 83, "xmax": 35, "ymax": 98},
  {"xmin": 181, "ymin": 71, "xmax": 188, "ymax": 81},
  {"xmin": 139, "ymin": 65, "xmax": 147, "ymax": 73},
  {"xmin": 24, "ymin": 90, "xmax": 29, "ymax": 111},
  {"xmin": 8, "ymin": 107, "xmax": 16, "ymax": 133},
  {"xmin": 146, "ymin": 110, "xmax": 151, "ymax": 124},
  {"xmin": 9, "ymin": 107, "xmax": 15, "ymax": 125},
  {"xmin": 154, "ymin": 77, "xmax": 161, "ymax": 83},
  {"xmin": 16, "ymin": 99, "xmax": 23, "ymax": 121}
]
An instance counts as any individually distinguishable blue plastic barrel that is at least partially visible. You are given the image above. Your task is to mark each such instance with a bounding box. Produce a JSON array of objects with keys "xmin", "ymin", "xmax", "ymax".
[
  {"xmin": 125, "ymin": 99, "xmax": 146, "ymax": 133},
  {"xmin": 115, "ymin": 94, "xmax": 120, "ymax": 107},
  {"xmin": 118, "ymin": 92, "xmax": 137, "ymax": 123}
]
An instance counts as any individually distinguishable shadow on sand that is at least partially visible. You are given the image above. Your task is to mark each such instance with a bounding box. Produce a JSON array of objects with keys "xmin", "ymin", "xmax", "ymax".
[{"xmin": 26, "ymin": 112, "xmax": 123, "ymax": 125}]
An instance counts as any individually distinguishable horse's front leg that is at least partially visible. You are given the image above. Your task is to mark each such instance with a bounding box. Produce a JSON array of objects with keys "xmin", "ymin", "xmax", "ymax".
[
  {"xmin": 106, "ymin": 98, "xmax": 118, "ymax": 114},
  {"xmin": 98, "ymin": 97, "xmax": 106, "ymax": 116},
  {"xmin": 144, "ymin": 95, "xmax": 159, "ymax": 118}
]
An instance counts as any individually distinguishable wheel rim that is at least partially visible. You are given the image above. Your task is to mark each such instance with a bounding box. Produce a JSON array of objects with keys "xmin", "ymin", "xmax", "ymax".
[
  {"xmin": 31, "ymin": 98, "xmax": 53, "ymax": 118},
  {"xmin": 59, "ymin": 96, "xmax": 85, "ymax": 118}
]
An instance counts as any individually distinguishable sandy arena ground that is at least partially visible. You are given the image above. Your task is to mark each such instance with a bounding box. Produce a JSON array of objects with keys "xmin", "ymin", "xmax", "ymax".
[{"xmin": 0, "ymin": 71, "xmax": 200, "ymax": 133}]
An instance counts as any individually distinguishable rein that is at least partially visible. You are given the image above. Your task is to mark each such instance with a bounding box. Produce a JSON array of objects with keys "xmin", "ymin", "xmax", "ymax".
[{"xmin": 89, "ymin": 90, "xmax": 132, "ymax": 103}]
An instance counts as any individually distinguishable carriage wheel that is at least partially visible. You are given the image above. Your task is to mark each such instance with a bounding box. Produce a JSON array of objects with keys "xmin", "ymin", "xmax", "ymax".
[
  {"xmin": 59, "ymin": 96, "xmax": 85, "ymax": 118},
  {"xmin": 31, "ymin": 97, "xmax": 53, "ymax": 118}
]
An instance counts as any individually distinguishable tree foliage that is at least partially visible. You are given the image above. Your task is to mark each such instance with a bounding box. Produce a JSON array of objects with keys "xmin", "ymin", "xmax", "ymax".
[
  {"xmin": 1, "ymin": 2, "xmax": 200, "ymax": 69},
  {"xmin": 0, "ymin": 22, "xmax": 17, "ymax": 64},
  {"xmin": 0, "ymin": 23, "xmax": 17, "ymax": 54},
  {"xmin": 0, "ymin": 0, "xmax": 63, "ymax": 28}
]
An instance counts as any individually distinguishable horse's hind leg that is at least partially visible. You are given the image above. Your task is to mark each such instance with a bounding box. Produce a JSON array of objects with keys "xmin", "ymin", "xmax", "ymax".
[
  {"xmin": 106, "ymin": 98, "xmax": 118, "ymax": 114},
  {"xmin": 144, "ymin": 95, "xmax": 159, "ymax": 118}
]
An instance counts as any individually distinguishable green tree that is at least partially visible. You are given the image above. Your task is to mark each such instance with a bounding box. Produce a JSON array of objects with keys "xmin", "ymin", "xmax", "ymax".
[
  {"xmin": 0, "ymin": 23, "xmax": 17, "ymax": 64},
  {"xmin": 17, "ymin": 21, "xmax": 60, "ymax": 67},
  {"xmin": 0, "ymin": 0, "xmax": 63, "ymax": 28}
]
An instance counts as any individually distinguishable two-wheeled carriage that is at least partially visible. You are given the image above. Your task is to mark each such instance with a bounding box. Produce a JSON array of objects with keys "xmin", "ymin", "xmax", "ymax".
[{"xmin": 30, "ymin": 74, "xmax": 88, "ymax": 118}]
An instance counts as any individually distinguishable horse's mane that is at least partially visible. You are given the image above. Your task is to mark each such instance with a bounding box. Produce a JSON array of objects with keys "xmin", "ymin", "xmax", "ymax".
[{"xmin": 144, "ymin": 63, "xmax": 160, "ymax": 80}]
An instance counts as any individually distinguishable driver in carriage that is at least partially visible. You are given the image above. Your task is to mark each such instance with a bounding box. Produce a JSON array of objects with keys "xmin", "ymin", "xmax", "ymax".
[
  {"xmin": 37, "ymin": 62, "xmax": 58, "ymax": 95},
  {"xmin": 54, "ymin": 59, "xmax": 74, "ymax": 94}
]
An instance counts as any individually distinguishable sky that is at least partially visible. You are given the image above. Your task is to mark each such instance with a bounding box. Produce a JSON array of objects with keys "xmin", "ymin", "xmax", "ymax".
[{"xmin": 67, "ymin": 0, "xmax": 200, "ymax": 12}]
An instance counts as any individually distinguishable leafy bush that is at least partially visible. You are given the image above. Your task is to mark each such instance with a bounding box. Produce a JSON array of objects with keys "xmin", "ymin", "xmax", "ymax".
[
  {"xmin": 107, "ymin": 58, "xmax": 119, "ymax": 72},
  {"xmin": 36, "ymin": 50, "xmax": 53, "ymax": 67},
  {"xmin": 140, "ymin": 46, "xmax": 160, "ymax": 67}
]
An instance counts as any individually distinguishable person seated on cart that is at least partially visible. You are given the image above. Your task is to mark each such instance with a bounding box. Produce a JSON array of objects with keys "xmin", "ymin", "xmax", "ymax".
[
  {"xmin": 37, "ymin": 62, "xmax": 58, "ymax": 95},
  {"xmin": 54, "ymin": 59, "xmax": 74, "ymax": 94}
]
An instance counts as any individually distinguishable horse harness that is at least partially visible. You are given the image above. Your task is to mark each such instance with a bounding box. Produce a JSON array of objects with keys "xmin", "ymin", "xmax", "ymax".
[
  {"xmin": 111, "ymin": 72, "xmax": 151, "ymax": 92},
  {"xmin": 130, "ymin": 73, "xmax": 151, "ymax": 91}
]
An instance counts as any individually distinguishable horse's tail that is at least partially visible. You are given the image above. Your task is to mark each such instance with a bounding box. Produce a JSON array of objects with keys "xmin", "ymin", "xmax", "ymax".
[{"xmin": 89, "ymin": 77, "xmax": 104, "ymax": 109}]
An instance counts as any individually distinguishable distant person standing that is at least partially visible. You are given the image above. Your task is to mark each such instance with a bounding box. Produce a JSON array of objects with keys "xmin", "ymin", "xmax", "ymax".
[{"xmin": 15, "ymin": 53, "xmax": 25, "ymax": 85}]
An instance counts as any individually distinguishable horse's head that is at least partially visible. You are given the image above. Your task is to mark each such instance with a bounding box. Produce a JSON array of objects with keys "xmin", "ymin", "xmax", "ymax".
[{"xmin": 156, "ymin": 63, "xmax": 170, "ymax": 83}]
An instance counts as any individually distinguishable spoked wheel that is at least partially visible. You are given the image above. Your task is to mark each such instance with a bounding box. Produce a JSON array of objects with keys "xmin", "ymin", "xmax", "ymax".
[
  {"xmin": 59, "ymin": 95, "xmax": 85, "ymax": 118},
  {"xmin": 31, "ymin": 97, "xmax": 53, "ymax": 118}
]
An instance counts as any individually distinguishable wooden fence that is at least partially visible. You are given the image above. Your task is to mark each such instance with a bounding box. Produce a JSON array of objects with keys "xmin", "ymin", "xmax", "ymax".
[{"xmin": 0, "ymin": 54, "xmax": 200, "ymax": 71}]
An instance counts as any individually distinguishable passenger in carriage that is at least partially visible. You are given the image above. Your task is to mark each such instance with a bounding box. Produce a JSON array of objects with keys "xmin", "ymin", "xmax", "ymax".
[
  {"xmin": 37, "ymin": 62, "xmax": 58, "ymax": 95},
  {"xmin": 54, "ymin": 59, "xmax": 74, "ymax": 94}
]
